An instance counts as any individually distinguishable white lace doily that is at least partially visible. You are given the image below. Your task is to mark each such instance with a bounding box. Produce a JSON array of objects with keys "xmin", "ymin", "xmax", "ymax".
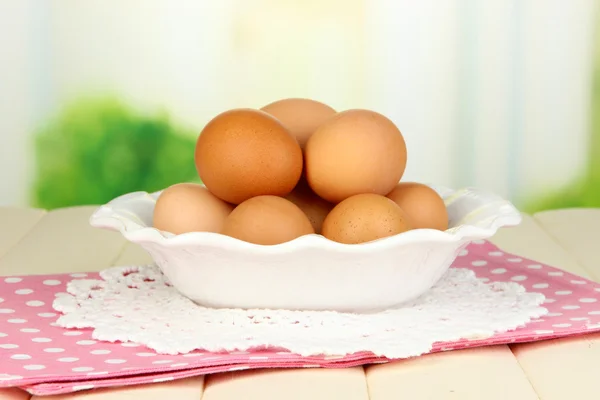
[{"xmin": 53, "ymin": 266, "xmax": 547, "ymax": 359}]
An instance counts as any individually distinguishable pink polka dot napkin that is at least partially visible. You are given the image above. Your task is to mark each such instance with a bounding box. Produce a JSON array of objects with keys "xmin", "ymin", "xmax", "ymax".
[{"xmin": 1, "ymin": 241, "xmax": 599, "ymax": 396}]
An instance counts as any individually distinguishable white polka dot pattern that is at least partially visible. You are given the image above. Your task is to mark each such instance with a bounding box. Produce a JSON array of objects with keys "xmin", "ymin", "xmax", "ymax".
[{"xmin": 0, "ymin": 240, "xmax": 598, "ymax": 397}]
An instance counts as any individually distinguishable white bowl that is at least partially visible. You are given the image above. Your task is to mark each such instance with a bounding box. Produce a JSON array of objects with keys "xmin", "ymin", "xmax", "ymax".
[{"xmin": 89, "ymin": 185, "xmax": 521, "ymax": 313}]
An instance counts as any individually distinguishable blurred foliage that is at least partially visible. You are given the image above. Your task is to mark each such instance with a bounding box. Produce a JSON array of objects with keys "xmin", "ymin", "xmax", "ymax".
[
  {"xmin": 522, "ymin": 16, "xmax": 600, "ymax": 213},
  {"xmin": 521, "ymin": 177, "xmax": 600, "ymax": 213},
  {"xmin": 32, "ymin": 97, "xmax": 199, "ymax": 209},
  {"xmin": 31, "ymin": 12, "xmax": 600, "ymax": 212}
]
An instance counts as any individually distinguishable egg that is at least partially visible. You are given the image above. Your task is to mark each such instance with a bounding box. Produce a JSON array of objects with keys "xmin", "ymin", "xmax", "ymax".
[
  {"xmin": 284, "ymin": 179, "xmax": 334, "ymax": 234},
  {"xmin": 222, "ymin": 195, "xmax": 314, "ymax": 245},
  {"xmin": 261, "ymin": 98, "xmax": 337, "ymax": 149},
  {"xmin": 322, "ymin": 193, "xmax": 413, "ymax": 244},
  {"xmin": 194, "ymin": 108, "xmax": 303, "ymax": 204},
  {"xmin": 305, "ymin": 109, "xmax": 408, "ymax": 203},
  {"xmin": 386, "ymin": 182, "xmax": 449, "ymax": 231},
  {"xmin": 153, "ymin": 183, "xmax": 234, "ymax": 235}
]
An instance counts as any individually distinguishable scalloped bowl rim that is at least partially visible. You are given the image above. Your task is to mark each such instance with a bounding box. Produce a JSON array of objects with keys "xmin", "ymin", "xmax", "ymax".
[{"xmin": 89, "ymin": 185, "xmax": 523, "ymax": 254}]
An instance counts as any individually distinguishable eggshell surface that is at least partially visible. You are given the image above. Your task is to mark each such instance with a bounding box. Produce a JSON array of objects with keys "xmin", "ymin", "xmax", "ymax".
[
  {"xmin": 194, "ymin": 108, "xmax": 303, "ymax": 204},
  {"xmin": 386, "ymin": 182, "xmax": 449, "ymax": 231},
  {"xmin": 322, "ymin": 193, "xmax": 413, "ymax": 244},
  {"xmin": 261, "ymin": 98, "xmax": 337, "ymax": 149},
  {"xmin": 222, "ymin": 195, "xmax": 314, "ymax": 245},
  {"xmin": 284, "ymin": 179, "xmax": 334, "ymax": 233},
  {"xmin": 305, "ymin": 109, "xmax": 408, "ymax": 203},
  {"xmin": 153, "ymin": 183, "xmax": 234, "ymax": 235}
]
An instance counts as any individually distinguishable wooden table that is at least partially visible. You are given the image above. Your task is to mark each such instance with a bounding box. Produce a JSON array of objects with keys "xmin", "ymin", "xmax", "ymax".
[{"xmin": 0, "ymin": 206, "xmax": 599, "ymax": 400}]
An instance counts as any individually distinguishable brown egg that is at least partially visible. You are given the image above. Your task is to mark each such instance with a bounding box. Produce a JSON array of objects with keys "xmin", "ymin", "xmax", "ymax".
[
  {"xmin": 153, "ymin": 183, "xmax": 234, "ymax": 235},
  {"xmin": 261, "ymin": 98, "xmax": 337, "ymax": 149},
  {"xmin": 222, "ymin": 195, "xmax": 314, "ymax": 245},
  {"xmin": 305, "ymin": 109, "xmax": 408, "ymax": 203},
  {"xmin": 386, "ymin": 182, "xmax": 449, "ymax": 231},
  {"xmin": 322, "ymin": 193, "xmax": 413, "ymax": 244},
  {"xmin": 284, "ymin": 179, "xmax": 334, "ymax": 234},
  {"xmin": 194, "ymin": 108, "xmax": 303, "ymax": 204}
]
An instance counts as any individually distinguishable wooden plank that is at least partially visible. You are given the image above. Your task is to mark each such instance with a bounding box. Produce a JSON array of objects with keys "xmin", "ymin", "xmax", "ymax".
[
  {"xmin": 0, "ymin": 208, "xmax": 46, "ymax": 260},
  {"xmin": 30, "ymin": 375, "xmax": 205, "ymax": 400},
  {"xmin": 5, "ymin": 207, "xmax": 599, "ymax": 400},
  {"xmin": 366, "ymin": 346, "xmax": 538, "ymax": 400},
  {"xmin": 504, "ymin": 209, "xmax": 600, "ymax": 400},
  {"xmin": 0, "ymin": 207, "xmax": 126, "ymax": 276},
  {"xmin": 202, "ymin": 368, "xmax": 369, "ymax": 400},
  {"xmin": 112, "ymin": 243, "xmax": 153, "ymax": 266},
  {"xmin": 512, "ymin": 332, "xmax": 600, "ymax": 400},
  {"xmin": 533, "ymin": 208, "xmax": 600, "ymax": 281},
  {"xmin": 0, "ymin": 207, "xmax": 206, "ymax": 400},
  {"xmin": 0, "ymin": 388, "xmax": 31, "ymax": 400},
  {"xmin": 365, "ymin": 216, "xmax": 550, "ymax": 400},
  {"xmin": 491, "ymin": 213, "xmax": 592, "ymax": 278}
]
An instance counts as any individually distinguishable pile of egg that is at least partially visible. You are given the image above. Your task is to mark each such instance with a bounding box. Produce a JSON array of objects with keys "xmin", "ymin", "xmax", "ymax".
[{"xmin": 153, "ymin": 98, "xmax": 448, "ymax": 245}]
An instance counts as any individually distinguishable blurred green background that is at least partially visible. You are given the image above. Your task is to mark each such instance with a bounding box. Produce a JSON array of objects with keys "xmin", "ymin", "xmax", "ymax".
[
  {"xmin": 520, "ymin": 18, "xmax": 600, "ymax": 213},
  {"xmin": 32, "ymin": 98, "xmax": 200, "ymax": 209},
  {"xmin": 2, "ymin": 1, "xmax": 599, "ymax": 212},
  {"xmin": 31, "ymin": 74, "xmax": 600, "ymax": 211}
]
